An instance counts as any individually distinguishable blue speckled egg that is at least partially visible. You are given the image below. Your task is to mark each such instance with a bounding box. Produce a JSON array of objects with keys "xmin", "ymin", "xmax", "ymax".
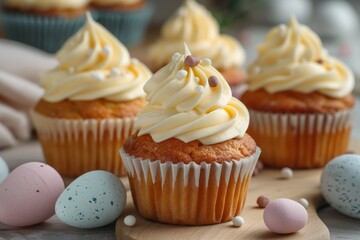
[
  {"xmin": 0, "ymin": 156, "xmax": 9, "ymax": 183},
  {"xmin": 55, "ymin": 170, "xmax": 126, "ymax": 228},
  {"xmin": 321, "ymin": 154, "xmax": 360, "ymax": 219}
]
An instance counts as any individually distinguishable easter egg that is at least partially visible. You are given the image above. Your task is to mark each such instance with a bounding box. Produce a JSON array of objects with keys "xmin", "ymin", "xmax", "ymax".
[
  {"xmin": 0, "ymin": 162, "xmax": 64, "ymax": 226},
  {"xmin": 263, "ymin": 198, "xmax": 308, "ymax": 234},
  {"xmin": 321, "ymin": 154, "xmax": 360, "ymax": 219},
  {"xmin": 56, "ymin": 170, "xmax": 126, "ymax": 228},
  {"xmin": 0, "ymin": 156, "xmax": 9, "ymax": 183}
]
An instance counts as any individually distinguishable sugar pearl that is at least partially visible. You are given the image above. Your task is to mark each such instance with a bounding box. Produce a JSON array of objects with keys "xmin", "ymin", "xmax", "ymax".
[
  {"xmin": 253, "ymin": 66, "xmax": 261, "ymax": 75},
  {"xmin": 281, "ymin": 167, "xmax": 293, "ymax": 179},
  {"xmin": 195, "ymin": 85, "xmax": 204, "ymax": 93},
  {"xmin": 232, "ymin": 216, "xmax": 244, "ymax": 227},
  {"xmin": 172, "ymin": 52, "xmax": 181, "ymax": 61},
  {"xmin": 257, "ymin": 195, "xmax": 270, "ymax": 208},
  {"xmin": 201, "ymin": 58, "xmax": 212, "ymax": 66},
  {"xmin": 185, "ymin": 55, "xmax": 200, "ymax": 67},
  {"xmin": 90, "ymin": 72, "xmax": 105, "ymax": 81},
  {"xmin": 176, "ymin": 70, "xmax": 187, "ymax": 79},
  {"xmin": 124, "ymin": 215, "xmax": 136, "ymax": 227},
  {"xmin": 110, "ymin": 68, "xmax": 121, "ymax": 76},
  {"xmin": 102, "ymin": 45, "xmax": 111, "ymax": 55},
  {"xmin": 299, "ymin": 198, "xmax": 309, "ymax": 208},
  {"xmin": 208, "ymin": 76, "xmax": 218, "ymax": 87},
  {"xmin": 279, "ymin": 24, "xmax": 286, "ymax": 36},
  {"xmin": 131, "ymin": 58, "xmax": 140, "ymax": 64}
]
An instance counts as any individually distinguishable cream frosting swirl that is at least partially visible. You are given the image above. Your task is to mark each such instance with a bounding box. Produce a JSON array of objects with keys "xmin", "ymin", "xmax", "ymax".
[
  {"xmin": 4, "ymin": 0, "xmax": 89, "ymax": 10},
  {"xmin": 91, "ymin": 0, "xmax": 141, "ymax": 6},
  {"xmin": 136, "ymin": 44, "xmax": 249, "ymax": 145},
  {"xmin": 41, "ymin": 13, "xmax": 152, "ymax": 103},
  {"xmin": 148, "ymin": 0, "xmax": 245, "ymax": 70},
  {"xmin": 247, "ymin": 17, "xmax": 354, "ymax": 98}
]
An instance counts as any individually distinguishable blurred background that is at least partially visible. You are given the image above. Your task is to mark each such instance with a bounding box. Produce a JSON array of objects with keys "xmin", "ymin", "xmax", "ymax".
[{"xmin": 1, "ymin": 0, "xmax": 359, "ymax": 92}]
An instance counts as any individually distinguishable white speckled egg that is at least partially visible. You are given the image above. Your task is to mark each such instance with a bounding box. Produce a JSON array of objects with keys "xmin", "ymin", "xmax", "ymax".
[
  {"xmin": 321, "ymin": 154, "xmax": 360, "ymax": 219},
  {"xmin": 0, "ymin": 156, "xmax": 9, "ymax": 183},
  {"xmin": 56, "ymin": 170, "xmax": 126, "ymax": 228}
]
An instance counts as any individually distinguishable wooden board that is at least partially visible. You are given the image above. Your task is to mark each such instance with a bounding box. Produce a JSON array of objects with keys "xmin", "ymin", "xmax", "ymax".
[{"xmin": 115, "ymin": 169, "xmax": 329, "ymax": 240}]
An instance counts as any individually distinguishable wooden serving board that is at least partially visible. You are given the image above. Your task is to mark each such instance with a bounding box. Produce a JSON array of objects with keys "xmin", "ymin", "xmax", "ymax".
[{"xmin": 115, "ymin": 169, "xmax": 329, "ymax": 240}]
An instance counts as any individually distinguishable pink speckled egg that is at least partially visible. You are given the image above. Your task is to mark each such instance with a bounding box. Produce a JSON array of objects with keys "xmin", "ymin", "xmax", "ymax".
[
  {"xmin": 263, "ymin": 198, "xmax": 308, "ymax": 234},
  {"xmin": 0, "ymin": 162, "xmax": 64, "ymax": 227}
]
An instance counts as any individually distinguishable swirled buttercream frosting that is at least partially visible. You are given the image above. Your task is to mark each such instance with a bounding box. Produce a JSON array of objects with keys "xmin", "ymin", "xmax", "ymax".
[
  {"xmin": 247, "ymin": 17, "xmax": 354, "ymax": 98},
  {"xmin": 91, "ymin": 0, "xmax": 141, "ymax": 6},
  {"xmin": 148, "ymin": 0, "xmax": 245, "ymax": 70},
  {"xmin": 136, "ymin": 44, "xmax": 249, "ymax": 145},
  {"xmin": 4, "ymin": 0, "xmax": 88, "ymax": 10},
  {"xmin": 41, "ymin": 13, "xmax": 152, "ymax": 102}
]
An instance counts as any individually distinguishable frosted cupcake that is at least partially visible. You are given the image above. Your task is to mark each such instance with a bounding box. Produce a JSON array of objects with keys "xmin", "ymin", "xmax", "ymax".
[
  {"xmin": 31, "ymin": 14, "xmax": 152, "ymax": 177},
  {"xmin": 241, "ymin": 17, "xmax": 355, "ymax": 168},
  {"xmin": 120, "ymin": 44, "xmax": 260, "ymax": 225},
  {"xmin": 2, "ymin": 0, "xmax": 90, "ymax": 53},
  {"xmin": 90, "ymin": 0, "xmax": 154, "ymax": 46},
  {"xmin": 148, "ymin": 0, "xmax": 246, "ymax": 98}
]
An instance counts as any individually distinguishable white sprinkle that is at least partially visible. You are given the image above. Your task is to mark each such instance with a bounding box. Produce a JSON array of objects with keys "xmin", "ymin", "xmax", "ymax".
[
  {"xmin": 279, "ymin": 24, "xmax": 286, "ymax": 36},
  {"xmin": 102, "ymin": 45, "xmax": 112, "ymax": 56},
  {"xmin": 172, "ymin": 52, "xmax": 181, "ymax": 61},
  {"xmin": 176, "ymin": 70, "xmax": 187, "ymax": 79},
  {"xmin": 281, "ymin": 167, "xmax": 293, "ymax": 179},
  {"xmin": 253, "ymin": 66, "xmax": 261, "ymax": 75},
  {"xmin": 124, "ymin": 215, "xmax": 136, "ymax": 227},
  {"xmin": 194, "ymin": 77, "xmax": 200, "ymax": 83},
  {"xmin": 232, "ymin": 216, "xmax": 244, "ymax": 227},
  {"xmin": 299, "ymin": 198, "xmax": 309, "ymax": 208},
  {"xmin": 195, "ymin": 85, "xmax": 204, "ymax": 93},
  {"xmin": 178, "ymin": 7, "xmax": 185, "ymax": 16},
  {"xmin": 91, "ymin": 72, "xmax": 105, "ymax": 81},
  {"xmin": 110, "ymin": 68, "xmax": 121, "ymax": 76},
  {"xmin": 68, "ymin": 67, "xmax": 75, "ymax": 73},
  {"xmin": 131, "ymin": 58, "xmax": 140, "ymax": 64},
  {"xmin": 201, "ymin": 58, "xmax": 212, "ymax": 66}
]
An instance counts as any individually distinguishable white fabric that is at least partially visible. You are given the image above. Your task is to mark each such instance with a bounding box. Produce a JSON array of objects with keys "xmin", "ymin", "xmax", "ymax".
[{"xmin": 0, "ymin": 39, "xmax": 54, "ymax": 148}]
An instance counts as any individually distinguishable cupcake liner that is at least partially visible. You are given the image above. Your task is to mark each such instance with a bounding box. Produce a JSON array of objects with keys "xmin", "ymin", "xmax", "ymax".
[
  {"xmin": 30, "ymin": 110, "xmax": 135, "ymax": 177},
  {"xmin": 2, "ymin": 11, "xmax": 87, "ymax": 53},
  {"xmin": 120, "ymin": 147, "xmax": 260, "ymax": 225},
  {"xmin": 94, "ymin": 1, "xmax": 154, "ymax": 46},
  {"xmin": 248, "ymin": 109, "xmax": 352, "ymax": 168}
]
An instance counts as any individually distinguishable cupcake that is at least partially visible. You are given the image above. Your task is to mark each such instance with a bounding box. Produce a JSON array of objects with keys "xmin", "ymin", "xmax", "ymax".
[
  {"xmin": 241, "ymin": 17, "xmax": 355, "ymax": 169},
  {"xmin": 31, "ymin": 13, "xmax": 152, "ymax": 177},
  {"xmin": 2, "ymin": 0, "xmax": 90, "ymax": 53},
  {"xmin": 90, "ymin": 0, "xmax": 154, "ymax": 47},
  {"xmin": 148, "ymin": 0, "xmax": 246, "ymax": 98},
  {"xmin": 120, "ymin": 44, "xmax": 260, "ymax": 225}
]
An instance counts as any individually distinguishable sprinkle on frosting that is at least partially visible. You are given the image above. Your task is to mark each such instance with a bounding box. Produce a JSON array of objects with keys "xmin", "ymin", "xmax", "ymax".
[
  {"xmin": 176, "ymin": 70, "xmax": 188, "ymax": 79},
  {"xmin": 208, "ymin": 76, "xmax": 218, "ymax": 87},
  {"xmin": 136, "ymin": 43, "xmax": 250, "ymax": 145},
  {"xmin": 246, "ymin": 17, "xmax": 354, "ymax": 98},
  {"xmin": 148, "ymin": 0, "xmax": 246, "ymax": 70},
  {"xmin": 40, "ymin": 13, "xmax": 152, "ymax": 103},
  {"xmin": 184, "ymin": 55, "xmax": 200, "ymax": 67}
]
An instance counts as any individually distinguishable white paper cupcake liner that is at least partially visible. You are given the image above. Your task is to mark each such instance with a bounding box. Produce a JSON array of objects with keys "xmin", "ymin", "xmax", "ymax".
[
  {"xmin": 120, "ymin": 146, "xmax": 260, "ymax": 225},
  {"xmin": 120, "ymin": 147, "xmax": 260, "ymax": 189},
  {"xmin": 30, "ymin": 110, "xmax": 135, "ymax": 176},
  {"xmin": 248, "ymin": 109, "xmax": 352, "ymax": 168}
]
